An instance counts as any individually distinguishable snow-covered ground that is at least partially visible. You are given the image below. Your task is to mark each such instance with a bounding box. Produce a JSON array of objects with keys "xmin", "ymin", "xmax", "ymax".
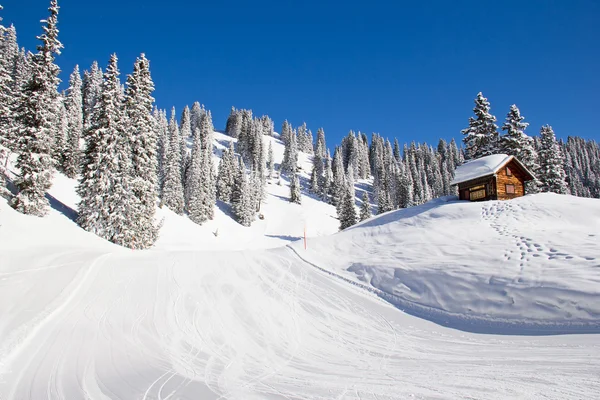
[
  {"xmin": 1, "ymin": 133, "xmax": 600, "ymax": 398},
  {"xmin": 295, "ymin": 194, "xmax": 600, "ymax": 334}
]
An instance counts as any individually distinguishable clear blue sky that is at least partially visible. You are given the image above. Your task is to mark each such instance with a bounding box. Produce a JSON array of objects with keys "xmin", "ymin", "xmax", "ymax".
[{"xmin": 3, "ymin": 0, "xmax": 599, "ymax": 147}]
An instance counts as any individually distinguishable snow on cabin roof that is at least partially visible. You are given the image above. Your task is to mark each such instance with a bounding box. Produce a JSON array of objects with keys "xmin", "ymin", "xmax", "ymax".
[{"xmin": 451, "ymin": 154, "xmax": 514, "ymax": 185}]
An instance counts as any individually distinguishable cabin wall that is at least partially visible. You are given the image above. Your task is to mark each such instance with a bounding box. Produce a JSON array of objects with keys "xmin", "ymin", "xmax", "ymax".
[
  {"xmin": 458, "ymin": 177, "xmax": 496, "ymax": 201},
  {"xmin": 495, "ymin": 160, "xmax": 525, "ymax": 200}
]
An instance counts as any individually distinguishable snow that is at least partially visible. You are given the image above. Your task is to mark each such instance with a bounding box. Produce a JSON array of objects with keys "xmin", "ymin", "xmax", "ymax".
[
  {"xmin": 294, "ymin": 194, "xmax": 600, "ymax": 334},
  {"xmin": 451, "ymin": 153, "xmax": 513, "ymax": 185},
  {"xmin": 1, "ymin": 134, "xmax": 600, "ymax": 398}
]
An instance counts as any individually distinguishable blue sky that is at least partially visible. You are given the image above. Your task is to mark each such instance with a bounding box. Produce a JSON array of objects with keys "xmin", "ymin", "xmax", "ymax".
[{"xmin": 3, "ymin": 0, "xmax": 599, "ymax": 147}]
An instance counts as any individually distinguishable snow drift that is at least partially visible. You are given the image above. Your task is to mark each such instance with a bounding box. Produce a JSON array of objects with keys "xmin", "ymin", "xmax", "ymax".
[{"xmin": 294, "ymin": 193, "xmax": 600, "ymax": 334}]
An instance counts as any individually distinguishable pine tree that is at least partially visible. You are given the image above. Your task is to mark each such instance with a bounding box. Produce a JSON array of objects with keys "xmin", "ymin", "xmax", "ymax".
[
  {"xmin": 190, "ymin": 101, "xmax": 205, "ymax": 135},
  {"xmin": 461, "ymin": 92, "xmax": 499, "ymax": 160},
  {"xmin": 322, "ymin": 150, "xmax": 333, "ymax": 201},
  {"xmin": 186, "ymin": 127, "xmax": 206, "ymax": 223},
  {"xmin": 216, "ymin": 140, "xmax": 236, "ymax": 203},
  {"xmin": 231, "ymin": 159, "xmax": 254, "ymax": 226},
  {"xmin": 61, "ymin": 65, "xmax": 83, "ymax": 178},
  {"xmin": 11, "ymin": 0, "xmax": 63, "ymax": 216},
  {"xmin": 538, "ymin": 125, "xmax": 567, "ymax": 194},
  {"xmin": 78, "ymin": 54, "xmax": 137, "ymax": 245},
  {"xmin": 500, "ymin": 105, "xmax": 537, "ymax": 166},
  {"xmin": 199, "ymin": 112, "xmax": 215, "ymax": 219},
  {"xmin": 290, "ymin": 172, "xmax": 301, "ymax": 204},
  {"xmin": 338, "ymin": 183, "xmax": 357, "ymax": 230},
  {"xmin": 161, "ymin": 107, "xmax": 185, "ymax": 213},
  {"xmin": 281, "ymin": 126, "xmax": 298, "ymax": 175},
  {"xmin": 359, "ymin": 191, "xmax": 371, "ymax": 221},
  {"xmin": 331, "ymin": 147, "xmax": 345, "ymax": 206},
  {"xmin": 0, "ymin": 23, "xmax": 19, "ymax": 148},
  {"xmin": 280, "ymin": 120, "xmax": 292, "ymax": 145},
  {"xmin": 124, "ymin": 54, "xmax": 158, "ymax": 247},
  {"xmin": 266, "ymin": 140, "xmax": 274, "ymax": 178},
  {"xmin": 82, "ymin": 60, "xmax": 103, "ymax": 130}
]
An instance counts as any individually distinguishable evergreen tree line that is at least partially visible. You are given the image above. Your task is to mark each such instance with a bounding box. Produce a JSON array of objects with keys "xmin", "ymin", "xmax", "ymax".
[
  {"xmin": 1, "ymin": 2, "xmax": 598, "ymax": 245},
  {"xmin": 460, "ymin": 92, "xmax": 600, "ymax": 197}
]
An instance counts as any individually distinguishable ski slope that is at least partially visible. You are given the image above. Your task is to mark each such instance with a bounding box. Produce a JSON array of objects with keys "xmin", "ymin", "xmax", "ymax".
[{"xmin": 1, "ymin": 133, "xmax": 600, "ymax": 398}]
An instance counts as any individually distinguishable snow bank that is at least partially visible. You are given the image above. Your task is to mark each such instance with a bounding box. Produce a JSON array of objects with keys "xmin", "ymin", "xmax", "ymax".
[{"xmin": 293, "ymin": 194, "xmax": 600, "ymax": 334}]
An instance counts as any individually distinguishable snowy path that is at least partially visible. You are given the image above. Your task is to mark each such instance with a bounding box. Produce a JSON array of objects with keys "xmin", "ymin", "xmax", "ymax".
[{"xmin": 1, "ymin": 248, "xmax": 599, "ymax": 399}]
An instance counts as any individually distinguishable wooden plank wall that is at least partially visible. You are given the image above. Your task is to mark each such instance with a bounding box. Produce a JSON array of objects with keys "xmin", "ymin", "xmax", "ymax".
[{"xmin": 496, "ymin": 160, "xmax": 525, "ymax": 200}]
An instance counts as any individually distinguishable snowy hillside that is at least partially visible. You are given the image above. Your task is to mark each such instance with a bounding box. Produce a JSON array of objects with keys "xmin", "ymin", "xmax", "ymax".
[
  {"xmin": 41, "ymin": 131, "xmax": 348, "ymax": 252},
  {"xmin": 1, "ymin": 133, "xmax": 600, "ymax": 398},
  {"xmin": 295, "ymin": 193, "xmax": 600, "ymax": 334}
]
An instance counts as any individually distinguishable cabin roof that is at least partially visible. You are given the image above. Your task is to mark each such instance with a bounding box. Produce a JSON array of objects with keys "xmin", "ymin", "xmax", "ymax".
[{"xmin": 451, "ymin": 154, "xmax": 535, "ymax": 185}]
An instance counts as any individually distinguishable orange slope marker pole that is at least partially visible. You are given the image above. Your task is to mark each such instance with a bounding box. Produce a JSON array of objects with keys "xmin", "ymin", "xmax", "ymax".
[{"xmin": 304, "ymin": 224, "xmax": 307, "ymax": 250}]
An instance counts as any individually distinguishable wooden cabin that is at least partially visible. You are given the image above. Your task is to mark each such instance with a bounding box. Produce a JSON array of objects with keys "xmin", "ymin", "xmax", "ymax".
[{"xmin": 451, "ymin": 154, "xmax": 535, "ymax": 201}]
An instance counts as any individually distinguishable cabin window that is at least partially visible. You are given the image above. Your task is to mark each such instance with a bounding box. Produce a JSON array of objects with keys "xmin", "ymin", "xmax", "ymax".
[
  {"xmin": 506, "ymin": 184, "xmax": 515, "ymax": 194},
  {"xmin": 506, "ymin": 166, "xmax": 512, "ymax": 176},
  {"xmin": 470, "ymin": 189, "xmax": 486, "ymax": 200}
]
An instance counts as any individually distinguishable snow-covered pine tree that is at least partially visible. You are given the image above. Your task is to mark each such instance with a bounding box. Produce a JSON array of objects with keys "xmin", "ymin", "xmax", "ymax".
[
  {"xmin": 60, "ymin": 65, "xmax": 83, "ymax": 178},
  {"xmin": 461, "ymin": 92, "xmax": 499, "ymax": 160},
  {"xmin": 11, "ymin": 0, "xmax": 63, "ymax": 216},
  {"xmin": 393, "ymin": 138, "xmax": 401, "ymax": 163},
  {"xmin": 199, "ymin": 112, "xmax": 216, "ymax": 219},
  {"xmin": 500, "ymin": 105, "xmax": 537, "ymax": 166},
  {"xmin": 338, "ymin": 182, "xmax": 357, "ymax": 230},
  {"xmin": 190, "ymin": 101, "xmax": 205, "ymax": 135},
  {"xmin": 216, "ymin": 140, "xmax": 236, "ymax": 203},
  {"xmin": 180, "ymin": 105, "xmax": 191, "ymax": 140},
  {"xmin": 322, "ymin": 149, "xmax": 333, "ymax": 201},
  {"xmin": 261, "ymin": 115, "xmax": 274, "ymax": 136},
  {"xmin": 359, "ymin": 191, "xmax": 371, "ymax": 221},
  {"xmin": 296, "ymin": 122, "xmax": 308, "ymax": 152},
  {"xmin": 77, "ymin": 54, "xmax": 137, "ymax": 246},
  {"xmin": 54, "ymin": 97, "xmax": 68, "ymax": 165},
  {"xmin": 160, "ymin": 107, "xmax": 185, "ymax": 213},
  {"xmin": 0, "ymin": 23, "xmax": 19, "ymax": 149},
  {"xmin": 305, "ymin": 129, "xmax": 314, "ymax": 154},
  {"xmin": 124, "ymin": 54, "xmax": 158, "ymax": 248},
  {"xmin": 290, "ymin": 172, "xmax": 301, "ymax": 204},
  {"xmin": 280, "ymin": 120, "xmax": 292, "ymax": 145},
  {"xmin": 281, "ymin": 125, "xmax": 298, "ymax": 175},
  {"xmin": 538, "ymin": 125, "xmax": 567, "ymax": 194},
  {"xmin": 499, "ymin": 104, "xmax": 540, "ymax": 193},
  {"xmin": 82, "ymin": 60, "xmax": 103, "ymax": 130},
  {"xmin": 155, "ymin": 108, "xmax": 169, "ymax": 190},
  {"xmin": 266, "ymin": 140, "xmax": 274, "ymax": 178},
  {"xmin": 185, "ymin": 127, "xmax": 206, "ymax": 224},
  {"xmin": 358, "ymin": 133, "xmax": 371, "ymax": 179},
  {"xmin": 231, "ymin": 159, "xmax": 254, "ymax": 226},
  {"xmin": 331, "ymin": 147, "xmax": 345, "ymax": 207},
  {"xmin": 225, "ymin": 106, "xmax": 241, "ymax": 138}
]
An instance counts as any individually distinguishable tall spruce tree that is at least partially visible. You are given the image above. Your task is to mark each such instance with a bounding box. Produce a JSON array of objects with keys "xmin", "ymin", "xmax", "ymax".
[
  {"xmin": 61, "ymin": 65, "xmax": 83, "ymax": 178},
  {"xmin": 231, "ymin": 159, "xmax": 254, "ymax": 226},
  {"xmin": 461, "ymin": 92, "xmax": 499, "ymax": 160},
  {"xmin": 78, "ymin": 54, "xmax": 137, "ymax": 246},
  {"xmin": 338, "ymin": 183, "xmax": 357, "ymax": 230},
  {"xmin": 281, "ymin": 126, "xmax": 298, "ymax": 175},
  {"xmin": 82, "ymin": 61, "xmax": 103, "ymax": 130},
  {"xmin": 359, "ymin": 191, "xmax": 371, "ymax": 221},
  {"xmin": 216, "ymin": 140, "xmax": 236, "ymax": 202},
  {"xmin": 186, "ymin": 127, "xmax": 207, "ymax": 223},
  {"xmin": 0, "ymin": 22, "xmax": 18, "ymax": 148},
  {"xmin": 124, "ymin": 54, "xmax": 158, "ymax": 248},
  {"xmin": 290, "ymin": 172, "xmax": 301, "ymax": 204},
  {"xmin": 538, "ymin": 125, "xmax": 567, "ymax": 194},
  {"xmin": 160, "ymin": 107, "xmax": 185, "ymax": 213},
  {"xmin": 11, "ymin": 0, "xmax": 63, "ymax": 216},
  {"xmin": 266, "ymin": 140, "xmax": 274, "ymax": 178}
]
